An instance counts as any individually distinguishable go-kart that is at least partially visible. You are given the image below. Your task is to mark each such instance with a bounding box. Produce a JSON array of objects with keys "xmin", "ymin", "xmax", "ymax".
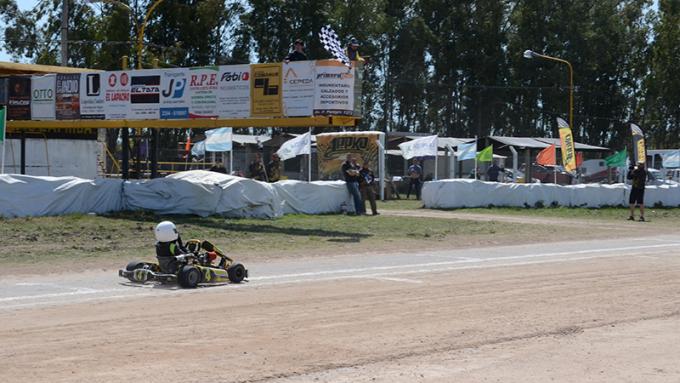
[{"xmin": 119, "ymin": 239, "xmax": 248, "ymax": 288}]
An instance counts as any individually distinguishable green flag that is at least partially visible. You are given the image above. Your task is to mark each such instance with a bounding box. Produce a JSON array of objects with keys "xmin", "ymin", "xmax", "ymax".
[
  {"xmin": 0, "ymin": 106, "xmax": 5, "ymax": 143},
  {"xmin": 476, "ymin": 144, "xmax": 493, "ymax": 162},
  {"xmin": 605, "ymin": 150, "xmax": 627, "ymax": 167}
]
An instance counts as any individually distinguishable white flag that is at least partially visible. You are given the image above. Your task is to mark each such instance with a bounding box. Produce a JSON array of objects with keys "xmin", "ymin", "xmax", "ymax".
[
  {"xmin": 457, "ymin": 141, "xmax": 477, "ymax": 160},
  {"xmin": 204, "ymin": 127, "xmax": 233, "ymax": 152},
  {"xmin": 661, "ymin": 150, "xmax": 680, "ymax": 168},
  {"xmin": 398, "ymin": 135, "xmax": 438, "ymax": 160},
  {"xmin": 191, "ymin": 140, "xmax": 205, "ymax": 157},
  {"xmin": 277, "ymin": 132, "xmax": 311, "ymax": 161}
]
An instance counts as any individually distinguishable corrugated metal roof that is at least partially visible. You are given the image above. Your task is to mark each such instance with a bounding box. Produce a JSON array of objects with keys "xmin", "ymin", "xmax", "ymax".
[
  {"xmin": 232, "ymin": 134, "xmax": 271, "ymax": 145},
  {"xmin": 405, "ymin": 136, "xmax": 475, "ymax": 148},
  {"xmin": 535, "ymin": 138, "xmax": 608, "ymax": 151},
  {"xmin": 488, "ymin": 136, "xmax": 548, "ymax": 149},
  {"xmin": 0, "ymin": 61, "xmax": 101, "ymax": 75}
]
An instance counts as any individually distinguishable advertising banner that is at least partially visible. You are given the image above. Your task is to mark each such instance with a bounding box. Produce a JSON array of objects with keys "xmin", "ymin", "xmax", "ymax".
[
  {"xmin": 316, "ymin": 132, "xmax": 381, "ymax": 180},
  {"xmin": 80, "ymin": 73, "xmax": 106, "ymax": 119},
  {"xmin": 282, "ymin": 61, "xmax": 315, "ymax": 117},
  {"xmin": 313, "ymin": 60, "xmax": 354, "ymax": 116},
  {"xmin": 104, "ymin": 70, "xmax": 131, "ymax": 120},
  {"xmin": 631, "ymin": 123, "xmax": 646, "ymax": 164},
  {"xmin": 557, "ymin": 117, "xmax": 577, "ymax": 173},
  {"xmin": 8, "ymin": 77, "xmax": 31, "ymax": 120},
  {"xmin": 130, "ymin": 71, "xmax": 161, "ymax": 119},
  {"xmin": 159, "ymin": 68, "xmax": 189, "ymax": 119},
  {"xmin": 31, "ymin": 75, "xmax": 56, "ymax": 120},
  {"xmin": 217, "ymin": 64, "xmax": 250, "ymax": 118},
  {"xmin": 55, "ymin": 73, "xmax": 80, "ymax": 120},
  {"xmin": 0, "ymin": 78, "xmax": 7, "ymax": 105},
  {"xmin": 187, "ymin": 67, "xmax": 219, "ymax": 118},
  {"xmin": 251, "ymin": 63, "xmax": 282, "ymax": 117}
]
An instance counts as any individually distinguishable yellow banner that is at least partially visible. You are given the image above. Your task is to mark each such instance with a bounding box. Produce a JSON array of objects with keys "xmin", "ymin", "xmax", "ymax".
[
  {"xmin": 316, "ymin": 132, "xmax": 381, "ymax": 180},
  {"xmin": 559, "ymin": 127, "xmax": 577, "ymax": 173},
  {"xmin": 250, "ymin": 63, "xmax": 282, "ymax": 117},
  {"xmin": 635, "ymin": 137, "xmax": 646, "ymax": 164}
]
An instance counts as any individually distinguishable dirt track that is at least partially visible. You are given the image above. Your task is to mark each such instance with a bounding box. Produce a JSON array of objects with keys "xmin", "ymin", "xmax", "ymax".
[{"xmin": 1, "ymin": 233, "xmax": 679, "ymax": 382}]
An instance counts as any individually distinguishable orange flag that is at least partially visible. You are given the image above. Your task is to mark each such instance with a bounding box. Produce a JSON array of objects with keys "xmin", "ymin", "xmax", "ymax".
[
  {"xmin": 576, "ymin": 151, "xmax": 583, "ymax": 167},
  {"xmin": 184, "ymin": 133, "xmax": 191, "ymax": 152},
  {"xmin": 536, "ymin": 144, "xmax": 556, "ymax": 165}
]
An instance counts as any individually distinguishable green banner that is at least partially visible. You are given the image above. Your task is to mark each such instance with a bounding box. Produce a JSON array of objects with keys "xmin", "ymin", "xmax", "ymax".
[
  {"xmin": 476, "ymin": 144, "xmax": 493, "ymax": 162},
  {"xmin": 605, "ymin": 150, "xmax": 627, "ymax": 167},
  {"xmin": 0, "ymin": 105, "xmax": 5, "ymax": 142}
]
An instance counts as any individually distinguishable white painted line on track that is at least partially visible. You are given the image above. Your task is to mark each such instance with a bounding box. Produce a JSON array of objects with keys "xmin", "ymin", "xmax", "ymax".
[
  {"xmin": 372, "ymin": 277, "xmax": 423, "ymax": 284},
  {"xmin": 0, "ymin": 288, "xmax": 128, "ymax": 303}
]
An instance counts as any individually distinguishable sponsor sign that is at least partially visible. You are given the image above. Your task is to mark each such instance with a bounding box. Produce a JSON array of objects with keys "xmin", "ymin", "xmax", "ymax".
[
  {"xmin": 31, "ymin": 75, "xmax": 56, "ymax": 120},
  {"xmin": 104, "ymin": 71, "xmax": 131, "ymax": 120},
  {"xmin": 55, "ymin": 73, "xmax": 81, "ymax": 120},
  {"xmin": 130, "ymin": 72, "xmax": 161, "ymax": 119},
  {"xmin": 313, "ymin": 60, "xmax": 354, "ymax": 116},
  {"xmin": 282, "ymin": 61, "xmax": 315, "ymax": 117},
  {"xmin": 557, "ymin": 118, "xmax": 576, "ymax": 173},
  {"xmin": 8, "ymin": 77, "xmax": 31, "ymax": 120},
  {"xmin": 251, "ymin": 63, "xmax": 282, "ymax": 117},
  {"xmin": 316, "ymin": 132, "xmax": 381, "ymax": 180},
  {"xmin": 80, "ymin": 73, "xmax": 106, "ymax": 119},
  {"xmin": 187, "ymin": 67, "xmax": 219, "ymax": 118},
  {"xmin": 160, "ymin": 68, "xmax": 189, "ymax": 119},
  {"xmin": 0, "ymin": 78, "xmax": 8, "ymax": 105},
  {"xmin": 216, "ymin": 64, "xmax": 250, "ymax": 118}
]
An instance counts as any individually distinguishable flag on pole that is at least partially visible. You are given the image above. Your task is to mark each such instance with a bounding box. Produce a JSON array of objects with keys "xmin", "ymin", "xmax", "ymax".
[
  {"xmin": 631, "ymin": 123, "xmax": 646, "ymax": 164},
  {"xmin": 576, "ymin": 151, "xmax": 583, "ymax": 167},
  {"xmin": 557, "ymin": 117, "xmax": 577, "ymax": 173},
  {"xmin": 476, "ymin": 144, "xmax": 493, "ymax": 162},
  {"xmin": 204, "ymin": 127, "xmax": 233, "ymax": 152},
  {"xmin": 318, "ymin": 25, "xmax": 352, "ymax": 69},
  {"xmin": 184, "ymin": 130, "xmax": 192, "ymax": 152},
  {"xmin": 457, "ymin": 141, "xmax": 477, "ymax": 160},
  {"xmin": 536, "ymin": 144, "xmax": 556, "ymax": 165},
  {"xmin": 398, "ymin": 135, "xmax": 438, "ymax": 159},
  {"xmin": 276, "ymin": 132, "xmax": 311, "ymax": 161},
  {"xmin": 605, "ymin": 150, "xmax": 627, "ymax": 167}
]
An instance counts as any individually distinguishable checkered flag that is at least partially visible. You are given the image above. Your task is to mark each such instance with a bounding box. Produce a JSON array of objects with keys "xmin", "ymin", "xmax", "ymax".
[{"xmin": 318, "ymin": 25, "xmax": 352, "ymax": 69}]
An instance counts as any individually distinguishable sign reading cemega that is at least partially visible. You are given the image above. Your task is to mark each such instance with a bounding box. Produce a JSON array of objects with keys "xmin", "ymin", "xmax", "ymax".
[{"xmin": 7, "ymin": 61, "xmax": 360, "ymax": 121}]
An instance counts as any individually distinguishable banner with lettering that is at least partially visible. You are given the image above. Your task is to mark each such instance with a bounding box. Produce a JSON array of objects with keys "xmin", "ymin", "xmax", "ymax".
[
  {"xmin": 31, "ymin": 75, "xmax": 56, "ymax": 120},
  {"xmin": 187, "ymin": 67, "xmax": 219, "ymax": 119},
  {"xmin": 316, "ymin": 131, "xmax": 382, "ymax": 180},
  {"xmin": 159, "ymin": 68, "xmax": 188, "ymax": 119},
  {"xmin": 80, "ymin": 73, "xmax": 105, "ymax": 119},
  {"xmin": 55, "ymin": 73, "xmax": 81, "ymax": 120},
  {"xmin": 283, "ymin": 61, "xmax": 315, "ymax": 117},
  {"xmin": 130, "ymin": 71, "xmax": 161, "ymax": 119},
  {"xmin": 217, "ymin": 64, "xmax": 250, "ymax": 118},
  {"xmin": 8, "ymin": 77, "xmax": 31, "ymax": 120},
  {"xmin": 250, "ymin": 63, "xmax": 282, "ymax": 117},
  {"xmin": 104, "ymin": 71, "xmax": 131, "ymax": 120},
  {"xmin": 557, "ymin": 117, "xmax": 577, "ymax": 173},
  {"xmin": 313, "ymin": 60, "xmax": 354, "ymax": 116}
]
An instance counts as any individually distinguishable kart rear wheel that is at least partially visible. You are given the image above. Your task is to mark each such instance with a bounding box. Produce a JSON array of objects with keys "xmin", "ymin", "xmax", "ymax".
[
  {"xmin": 227, "ymin": 263, "xmax": 246, "ymax": 283},
  {"xmin": 178, "ymin": 266, "xmax": 201, "ymax": 288},
  {"xmin": 125, "ymin": 261, "xmax": 146, "ymax": 271}
]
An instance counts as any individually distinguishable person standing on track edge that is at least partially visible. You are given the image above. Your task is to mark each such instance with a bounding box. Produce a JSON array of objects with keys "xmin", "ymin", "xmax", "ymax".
[
  {"xmin": 406, "ymin": 158, "xmax": 423, "ymax": 200},
  {"xmin": 359, "ymin": 161, "xmax": 379, "ymax": 216},
  {"xmin": 627, "ymin": 161, "xmax": 648, "ymax": 222},
  {"xmin": 342, "ymin": 154, "xmax": 365, "ymax": 215}
]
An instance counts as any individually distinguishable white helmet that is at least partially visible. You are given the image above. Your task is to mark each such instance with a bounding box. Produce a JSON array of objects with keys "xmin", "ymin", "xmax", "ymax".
[{"xmin": 155, "ymin": 221, "xmax": 178, "ymax": 242}]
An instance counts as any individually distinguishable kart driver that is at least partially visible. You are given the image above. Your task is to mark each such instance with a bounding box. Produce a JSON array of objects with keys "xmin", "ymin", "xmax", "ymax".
[{"xmin": 155, "ymin": 221, "xmax": 187, "ymax": 274}]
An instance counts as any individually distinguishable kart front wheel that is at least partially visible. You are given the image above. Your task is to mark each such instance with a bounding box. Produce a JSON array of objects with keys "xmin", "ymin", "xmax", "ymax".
[
  {"xmin": 124, "ymin": 261, "xmax": 146, "ymax": 283},
  {"xmin": 227, "ymin": 263, "xmax": 247, "ymax": 283},
  {"xmin": 178, "ymin": 266, "xmax": 201, "ymax": 288}
]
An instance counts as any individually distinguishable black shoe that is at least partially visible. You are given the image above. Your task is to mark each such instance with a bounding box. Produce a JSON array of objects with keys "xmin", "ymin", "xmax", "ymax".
[
  {"xmin": 372, "ymin": 212, "xmax": 380, "ymax": 216},
  {"xmin": 627, "ymin": 216, "xmax": 635, "ymax": 221},
  {"xmin": 639, "ymin": 216, "xmax": 645, "ymax": 222}
]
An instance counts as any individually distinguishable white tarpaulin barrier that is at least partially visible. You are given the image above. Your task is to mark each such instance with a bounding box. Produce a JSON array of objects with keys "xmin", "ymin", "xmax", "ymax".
[
  {"xmin": 422, "ymin": 179, "xmax": 680, "ymax": 208},
  {"xmin": 273, "ymin": 180, "xmax": 354, "ymax": 214},
  {"xmin": 123, "ymin": 171, "xmax": 284, "ymax": 218},
  {"xmin": 0, "ymin": 174, "xmax": 123, "ymax": 217}
]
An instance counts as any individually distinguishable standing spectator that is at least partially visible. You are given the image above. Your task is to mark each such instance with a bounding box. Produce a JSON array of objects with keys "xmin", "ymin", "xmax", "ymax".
[
  {"xmin": 345, "ymin": 37, "xmax": 365, "ymax": 63},
  {"xmin": 249, "ymin": 153, "xmax": 267, "ymax": 181},
  {"xmin": 406, "ymin": 158, "xmax": 423, "ymax": 200},
  {"xmin": 267, "ymin": 153, "xmax": 281, "ymax": 183},
  {"xmin": 342, "ymin": 154, "xmax": 364, "ymax": 215},
  {"xmin": 486, "ymin": 161, "xmax": 503, "ymax": 182},
  {"xmin": 627, "ymin": 162, "xmax": 648, "ymax": 221},
  {"xmin": 284, "ymin": 39, "xmax": 308, "ymax": 63},
  {"xmin": 359, "ymin": 161, "xmax": 379, "ymax": 216}
]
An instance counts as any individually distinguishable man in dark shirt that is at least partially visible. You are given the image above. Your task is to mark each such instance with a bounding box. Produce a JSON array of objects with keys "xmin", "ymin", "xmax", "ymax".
[
  {"xmin": 249, "ymin": 153, "xmax": 267, "ymax": 181},
  {"xmin": 486, "ymin": 161, "xmax": 503, "ymax": 182},
  {"xmin": 359, "ymin": 162, "xmax": 378, "ymax": 215},
  {"xmin": 267, "ymin": 153, "xmax": 281, "ymax": 183},
  {"xmin": 342, "ymin": 154, "xmax": 365, "ymax": 215},
  {"xmin": 406, "ymin": 158, "xmax": 423, "ymax": 200},
  {"xmin": 284, "ymin": 39, "xmax": 308, "ymax": 63},
  {"xmin": 627, "ymin": 162, "xmax": 648, "ymax": 221}
]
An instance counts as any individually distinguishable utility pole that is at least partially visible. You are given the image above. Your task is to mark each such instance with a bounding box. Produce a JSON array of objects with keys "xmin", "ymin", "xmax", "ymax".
[{"xmin": 61, "ymin": 0, "xmax": 69, "ymax": 66}]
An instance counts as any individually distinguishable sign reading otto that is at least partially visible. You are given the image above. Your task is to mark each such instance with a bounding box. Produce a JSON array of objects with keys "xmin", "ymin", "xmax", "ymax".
[
  {"xmin": 316, "ymin": 132, "xmax": 382, "ymax": 180},
  {"xmin": 250, "ymin": 63, "xmax": 282, "ymax": 117}
]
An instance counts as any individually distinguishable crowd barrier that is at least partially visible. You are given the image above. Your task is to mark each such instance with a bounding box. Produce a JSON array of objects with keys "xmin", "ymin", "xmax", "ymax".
[{"xmin": 422, "ymin": 179, "xmax": 680, "ymax": 208}]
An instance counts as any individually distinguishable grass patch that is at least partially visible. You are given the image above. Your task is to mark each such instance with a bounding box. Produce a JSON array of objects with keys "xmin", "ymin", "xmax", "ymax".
[
  {"xmin": 0, "ymin": 211, "xmax": 520, "ymax": 266},
  {"xmin": 450, "ymin": 206, "xmax": 680, "ymax": 222}
]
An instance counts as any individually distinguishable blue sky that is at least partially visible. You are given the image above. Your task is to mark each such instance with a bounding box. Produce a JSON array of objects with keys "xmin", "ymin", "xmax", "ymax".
[{"xmin": 0, "ymin": 0, "xmax": 37, "ymax": 62}]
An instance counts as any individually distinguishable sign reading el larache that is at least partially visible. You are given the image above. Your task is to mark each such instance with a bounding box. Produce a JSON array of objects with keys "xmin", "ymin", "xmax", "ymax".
[{"xmin": 7, "ymin": 60, "xmax": 360, "ymax": 121}]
